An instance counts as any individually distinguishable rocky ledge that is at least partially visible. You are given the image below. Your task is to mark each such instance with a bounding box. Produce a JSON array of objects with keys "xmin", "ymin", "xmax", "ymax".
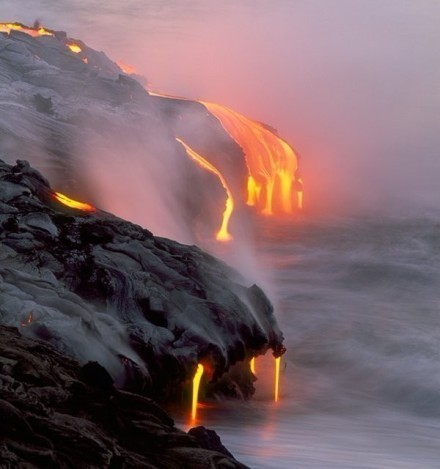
[
  {"xmin": 0, "ymin": 325, "xmax": 248, "ymax": 468},
  {"xmin": 0, "ymin": 158, "xmax": 284, "ymax": 402}
]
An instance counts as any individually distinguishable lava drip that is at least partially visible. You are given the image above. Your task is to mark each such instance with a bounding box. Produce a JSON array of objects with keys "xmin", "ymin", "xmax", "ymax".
[
  {"xmin": 176, "ymin": 138, "xmax": 234, "ymax": 242},
  {"xmin": 274, "ymin": 356, "xmax": 281, "ymax": 403},
  {"xmin": 191, "ymin": 364, "xmax": 204, "ymax": 422},
  {"xmin": 200, "ymin": 101, "xmax": 301, "ymax": 215}
]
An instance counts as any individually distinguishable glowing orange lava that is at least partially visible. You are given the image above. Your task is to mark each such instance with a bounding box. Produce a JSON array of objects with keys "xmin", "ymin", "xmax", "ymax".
[
  {"xmin": 0, "ymin": 22, "xmax": 54, "ymax": 37},
  {"xmin": 200, "ymin": 101, "xmax": 301, "ymax": 214},
  {"xmin": 54, "ymin": 192, "xmax": 96, "ymax": 212},
  {"xmin": 191, "ymin": 363, "xmax": 204, "ymax": 422},
  {"xmin": 66, "ymin": 42, "xmax": 82, "ymax": 54},
  {"xmin": 176, "ymin": 138, "xmax": 234, "ymax": 241},
  {"xmin": 274, "ymin": 356, "xmax": 281, "ymax": 402},
  {"xmin": 250, "ymin": 357, "xmax": 256, "ymax": 374}
]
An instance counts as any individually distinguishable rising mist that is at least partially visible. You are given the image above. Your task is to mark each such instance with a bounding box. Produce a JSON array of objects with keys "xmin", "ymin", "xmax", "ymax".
[{"xmin": 3, "ymin": 0, "xmax": 439, "ymax": 217}]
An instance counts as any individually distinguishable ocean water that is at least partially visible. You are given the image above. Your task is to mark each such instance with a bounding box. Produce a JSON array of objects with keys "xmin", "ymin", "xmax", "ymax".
[
  {"xmin": 3, "ymin": 1, "xmax": 440, "ymax": 467},
  {"xmin": 193, "ymin": 215, "xmax": 440, "ymax": 467}
]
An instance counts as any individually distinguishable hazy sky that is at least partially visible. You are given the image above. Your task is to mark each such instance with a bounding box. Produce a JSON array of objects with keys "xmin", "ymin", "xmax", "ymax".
[{"xmin": 3, "ymin": 0, "xmax": 440, "ymax": 215}]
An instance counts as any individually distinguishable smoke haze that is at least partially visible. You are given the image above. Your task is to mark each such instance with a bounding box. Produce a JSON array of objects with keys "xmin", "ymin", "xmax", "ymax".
[{"xmin": 3, "ymin": 0, "xmax": 439, "ymax": 217}]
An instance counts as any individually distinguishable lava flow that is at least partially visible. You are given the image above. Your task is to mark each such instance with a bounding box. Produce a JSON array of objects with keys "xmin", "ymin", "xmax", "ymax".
[
  {"xmin": 176, "ymin": 138, "xmax": 234, "ymax": 241},
  {"xmin": 200, "ymin": 101, "xmax": 301, "ymax": 215},
  {"xmin": 66, "ymin": 42, "xmax": 82, "ymax": 54},
  {"xmin": 250, "ymin": 357, "xmax": 256, "ymax": 375},
  {"xmin": 0, "ymin": 22, "xmax": 54, "ymax": 37},
  {"xmin": 274, "ymin": 357, "xmax": 281, "ymax": 403},
  {"xmin": 54, "ymin": 192, "xmax": 96, "ymax": 212},
  {"xmin": 191, "ymin": 364, "xmax": 204, "ymax": 422}
]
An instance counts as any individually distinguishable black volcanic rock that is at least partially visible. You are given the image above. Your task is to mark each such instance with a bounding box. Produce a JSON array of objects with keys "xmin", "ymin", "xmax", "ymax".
[
  {"xmin": 0, "ymin": 159, "xmax": 284, "ymax": 401},
  {"xmin": 0, "ymin": 325, "xmax": 249, "ymax": 468}
]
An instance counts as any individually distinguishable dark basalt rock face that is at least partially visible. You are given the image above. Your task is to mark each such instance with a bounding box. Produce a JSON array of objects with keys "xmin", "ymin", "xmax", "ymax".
[
  {"xmin": 0, "ymin": 159, "xmax": 284, "ymax": 402},
  {"xmin": 0, "ymin": 25, "xmax": 286, "ymax": 467},
  {"xmin": 0, "ymin": 325, "xmax": 249, "ymax": 468}
]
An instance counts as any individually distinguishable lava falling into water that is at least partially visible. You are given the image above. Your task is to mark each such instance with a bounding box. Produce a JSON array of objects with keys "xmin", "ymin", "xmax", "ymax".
[
  {"xmin": 274, "ymin": 357, "xmax": 281, "ymax": 403},
  {"xmin": 176, "ymin": 138, "xmax": 234, "ymax": 241},
  {"xmin": 54, "ymin": 192, "xmax": 96, "ymax": 212},
  {"xmin": 200, "ymin": 101, "xmax": 301, "ymax": 215},
  {"xmin": 191, "ymin": 364, "xmax": 204, "ymax": 422}
]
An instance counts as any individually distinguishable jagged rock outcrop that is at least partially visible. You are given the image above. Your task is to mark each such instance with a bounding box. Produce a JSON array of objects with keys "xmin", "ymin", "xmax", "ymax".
[
  {"xmin": 0, "ymin": 159, "xmax": 284, "ymax": 402},
  {"xmin": 0, "ymin": 325, "xmax": 249, "ymax": 468}
]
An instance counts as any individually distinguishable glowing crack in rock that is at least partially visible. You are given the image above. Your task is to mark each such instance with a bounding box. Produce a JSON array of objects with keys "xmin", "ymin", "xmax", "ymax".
[
  {"xmin": 176, "ymin": 138, "xmax": 234, "ymax": 242},
  {"xmin": 250, "ymin": 357, "xmax": 256, "ymax": 374},
  {"xmin": 191, "ymin": 363, "xmax": 204, "ymax": 422},
  {"xmin": 20, "ymin": 312, "xmax": 33, "ymax": 327},
  {"xmin": 200, "ymin": 101, "xmax": 301, "ymax": 215},
  {"xmin": 54, "ymin": 192, "xmax": 96, "ymax": 212}
]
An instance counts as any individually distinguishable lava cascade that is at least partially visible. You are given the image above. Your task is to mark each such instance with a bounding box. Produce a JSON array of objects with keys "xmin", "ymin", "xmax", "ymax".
[
  {"xmin": 176, "ymin": 138, "xmax": 234, "ymax": 242},
  {"xmin": 191, "ymin": 364, "xmax": 204, "ymax": 422},
  {"xmin": 201, "ymin": 101, "xmax": 301, "ymax": 215},
  {"xmin": 1, "ymin": 21, "xmax": 303, "ymax": 237}
]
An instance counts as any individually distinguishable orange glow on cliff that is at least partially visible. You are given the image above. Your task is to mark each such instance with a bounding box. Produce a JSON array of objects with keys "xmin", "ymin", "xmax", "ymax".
[
  {"xmin": 200, "ymin": 101, "xmax": 301, "ymax": 214},
  {"xmin": 274, "ymin": 357, "xmax": 281, "ymax": 402},
  {"xmin": 0, "ymin": 22, "xmax": 54, "ymax": 37},
  {"xmin": 54, "ymin": 192, "xmax": 96, "ymax": 212},
  {"xmin": 176, "ymin": 138, "xmax": 234, "ymax": 241},
  {"xmin": 297, "ymin": 191, "xmax": 303, "ymax": 210},
  {"xmin": 191, "ymin": 364, "xmax": 204, "ymax": 422},
  {"xmin": 66, "ymin": 42, "xmax": 82, "ymax": 54},
  {"xmin": 117, "ymin": 61, "xmax": 137, "ymax": 75}
]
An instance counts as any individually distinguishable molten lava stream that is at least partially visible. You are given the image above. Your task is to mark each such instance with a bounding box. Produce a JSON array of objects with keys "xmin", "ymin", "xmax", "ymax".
[
  {"xmin": 200, "ymin": 101, "xmax": 301, "ymax": 215},
  {"xmin": 54, "ymin": 192, "xmax": 96, "ymax": 212},
  {"xmin": 176, "ymin": 138, "xmax": 234, "ymax": 241},
  {"xmin": 274, "ymin": 357, "xmax": 281, "ymax": 403},
  {"xmin": 191, "ymin": 364, "xmax": 204, "ymax": 422}
]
